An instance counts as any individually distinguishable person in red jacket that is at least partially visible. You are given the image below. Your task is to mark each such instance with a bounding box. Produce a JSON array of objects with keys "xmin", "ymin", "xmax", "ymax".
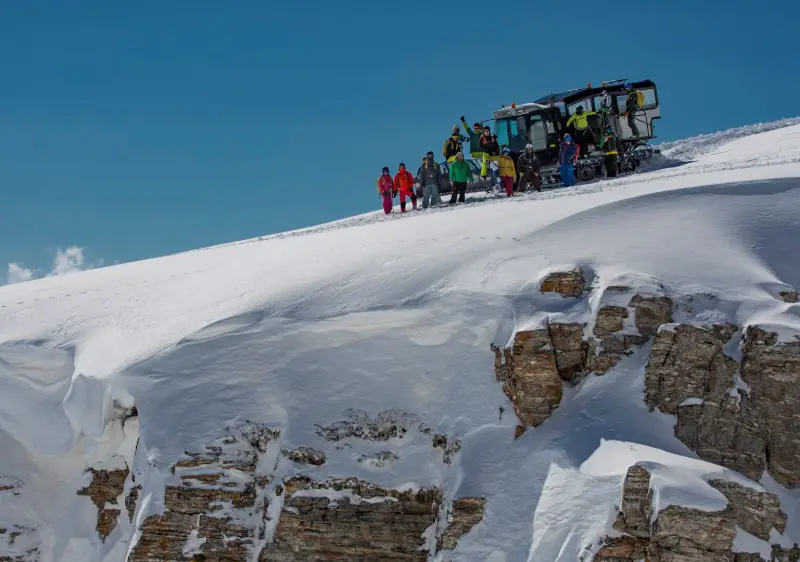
[
  {"xmin": 376, "ymin": 167, "xmax": 395, "ymax": 214},
  {"xmin": 393, "ymin": 163, "xmax": 417, "ymax": 212}
]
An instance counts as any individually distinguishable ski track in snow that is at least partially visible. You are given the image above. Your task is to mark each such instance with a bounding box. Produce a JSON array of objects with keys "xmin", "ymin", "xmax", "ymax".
[{"xmin": 0, "ymin": 119, "xmax": 800, "ymax": 562}]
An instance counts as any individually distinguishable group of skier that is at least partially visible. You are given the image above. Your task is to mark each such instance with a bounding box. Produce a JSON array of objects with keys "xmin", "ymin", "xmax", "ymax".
[{"xmin": 375, "ymin": 87, "xmax": 643, "ymax": 214}]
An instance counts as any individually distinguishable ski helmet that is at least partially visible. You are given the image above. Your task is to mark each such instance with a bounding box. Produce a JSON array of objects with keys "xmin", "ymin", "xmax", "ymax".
[
  {"xmin": 382, "ymin": 167, "xmax": 390, "ymax": 174},
  {"xmin": 456, "ymin": 151, "xmax": 464, "ymax": 159},
  {"xmin": 563, "ymin": 133, "xmax": 572, "ymax": 141},
  {"xmin": 502, "ymin": 148, "xmax": 510, "ymax": 155},
  {"xmin": 525, "ymin": 143, "xmax": 533, "ymax": 150},
  {"xmin": 576, "ymin": 106, "xmax": 584, "ymax": 114}
]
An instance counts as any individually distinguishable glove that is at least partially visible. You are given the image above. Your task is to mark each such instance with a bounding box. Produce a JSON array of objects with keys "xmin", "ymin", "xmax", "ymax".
[{"xmin": 460, "ymin": 115, "xmax": 465, "ymax": 122}]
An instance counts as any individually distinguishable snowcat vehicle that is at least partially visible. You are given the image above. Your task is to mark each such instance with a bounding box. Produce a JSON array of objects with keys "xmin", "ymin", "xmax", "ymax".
[{"xmin": 492, "ymin": 79, "xmax": 661, "ymax": 186}]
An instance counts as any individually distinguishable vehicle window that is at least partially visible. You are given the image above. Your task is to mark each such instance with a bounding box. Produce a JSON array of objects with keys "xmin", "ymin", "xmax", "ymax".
[
  {"xmin": 567, "ymin": 98, "xmax": 591, "ymax": 115},
  {"xmin": 617, "ymin": 88, "xmax": 658, "ymax": 111},
  {"xmin": 639, "ymin": 88, "xmax": 658, "ymax": 109},
  {"xmin": 528, "ymin": 115, "xmax": 547, "ymax": 150},
  {"xmin": 495, "ymin": 119, "xmax": 510, "ymax": 146},
  {"xmin": 593, "ymin": 94, "xmax": 611, "ymax": 111}
]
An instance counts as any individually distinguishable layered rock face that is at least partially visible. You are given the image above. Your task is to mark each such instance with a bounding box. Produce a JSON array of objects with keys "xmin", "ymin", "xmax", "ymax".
[
  {"xmin": 599, "ymin": 465, "xmax": 790, "ymax": 561},
  {"xmin": 645, "ymin": 324, "xmax": 800, "ymax": 487},
  {"xmin": 77, "ymin": 467, "xmax": 132, "ymax": 540},
  {"xmin": 437, "ymin": 497, "xmax": 487, "ymax": 552},
  {"xmin": 494, "ymin": 271, "xmax": 674, "ymax": 431},
  {"xmin": 493, "ymin": 329, "xmax": 565, "ymax": 429},
  {"xmin": 540, "ymin": 269, "xmax": 586, "ymax": 298},
  {"xmin": 262, "ymin": 477, "xmax": 442, "ymax": 561},
  {"xmin": 128, "ymin": 423, "xmax": 277, "ymax": 561},
  {"xmin": 121, "ymin": 417, "xmax": 483, "ymax": 561}
]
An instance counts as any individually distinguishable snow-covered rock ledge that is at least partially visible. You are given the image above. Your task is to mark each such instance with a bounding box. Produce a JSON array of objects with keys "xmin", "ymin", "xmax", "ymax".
[{"xmin": 1, "ymin": 121, "xmax": 800, "ymax": 561}]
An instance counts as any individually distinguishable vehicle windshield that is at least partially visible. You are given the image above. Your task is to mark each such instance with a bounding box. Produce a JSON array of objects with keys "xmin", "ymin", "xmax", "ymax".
[
  {"xmin": 495, "ymin": 117, "xmax": 526, "ymax": 150},
  {"xmin": 495, "ymin": 118, "xmax": 512, "ymax": 146}
]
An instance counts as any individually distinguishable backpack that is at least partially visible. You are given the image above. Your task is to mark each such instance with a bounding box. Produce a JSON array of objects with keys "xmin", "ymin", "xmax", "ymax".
[
  {"xmin": 444, "ymin": 137, "xmax": 461, "ymax": 158},
  {"xmin": 634, "ymin": 90, "xmax": 645, "ymax": 108}
]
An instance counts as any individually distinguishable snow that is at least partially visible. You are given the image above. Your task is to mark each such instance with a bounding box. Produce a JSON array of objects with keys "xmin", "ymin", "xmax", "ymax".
[
  {"xmin": 733, "ymin": 528, "xmax": 772, "ymax": 561},
  {"xmin": 1, "ymin": 120, "xmax": 800, "ymax": 561}
]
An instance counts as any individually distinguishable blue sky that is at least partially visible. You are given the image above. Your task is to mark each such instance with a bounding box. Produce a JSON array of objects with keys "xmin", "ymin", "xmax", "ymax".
[{"xmin": 1, "ymin": 1, "xmax": 798, "ymax": 280}]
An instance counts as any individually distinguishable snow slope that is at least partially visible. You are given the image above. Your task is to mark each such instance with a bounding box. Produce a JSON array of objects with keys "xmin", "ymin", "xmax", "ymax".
[{"xmin": 1, "ymin": 120, "xmax": 800, "ymax": 561}]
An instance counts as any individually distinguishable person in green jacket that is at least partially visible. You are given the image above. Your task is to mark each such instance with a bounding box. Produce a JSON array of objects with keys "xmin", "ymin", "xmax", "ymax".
[
  {"xmin": 460, "ymin": 115, "xmax": 484, "ymax": 159},
  {"xmin": 448, "ymin": 151, "xmax": 474, "ymax": 204}
]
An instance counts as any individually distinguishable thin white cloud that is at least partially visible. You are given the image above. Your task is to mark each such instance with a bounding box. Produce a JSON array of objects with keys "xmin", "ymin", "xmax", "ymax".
[
  {"xmin": 6, "ymin": 263, "xmax": 34, "ymax": 284},
  {"xmin": 49, "ymin": 246, "xmax": 88, "ymax": 277},
  {"xmin": 4, "ymin": 246, "xmax": 102, "ymax": 285}
]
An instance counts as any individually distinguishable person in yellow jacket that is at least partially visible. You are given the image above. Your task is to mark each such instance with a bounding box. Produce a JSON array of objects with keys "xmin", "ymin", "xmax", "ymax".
[
  {"xmin": 497, "ymin": 148, "xmax": 516, "ymax": 197},
  {"xmin": 565, "ymin": 105, "xmax": 596, "ymax": 159}
]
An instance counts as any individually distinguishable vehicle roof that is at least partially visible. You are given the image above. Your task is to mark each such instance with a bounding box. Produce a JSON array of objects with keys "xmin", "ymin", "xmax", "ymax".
[
  {"xmin": 493, "ymin": 79, "xmax": 655, "ymax": 119},
  {"xmin": 544, "ymin": 79, "xmax": 655, "ymax": 105}
]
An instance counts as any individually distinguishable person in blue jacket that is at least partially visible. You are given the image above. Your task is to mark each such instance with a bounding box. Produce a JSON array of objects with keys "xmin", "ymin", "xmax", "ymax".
[{"xmin": 559, "ymin": 133, "xmax": 578, "ymax": 187}]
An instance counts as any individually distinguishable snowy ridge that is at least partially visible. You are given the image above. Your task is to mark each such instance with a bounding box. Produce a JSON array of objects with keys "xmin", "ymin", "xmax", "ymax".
[{"xmin": 0, "ymin": 120, "xmax": 799, "ymax": 561}]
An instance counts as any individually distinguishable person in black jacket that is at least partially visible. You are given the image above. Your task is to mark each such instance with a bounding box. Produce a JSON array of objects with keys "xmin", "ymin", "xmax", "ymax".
[
  {"xmin": 443, "ymin": 125, "xmax": 466, "ymax": 163},
  {"xmin": 601, "ymin": 127, "xmax": 620, "ymax": 177},
  {"xmin": 517, "ymin": 144, "xmax": 542, "ymax": 192}
]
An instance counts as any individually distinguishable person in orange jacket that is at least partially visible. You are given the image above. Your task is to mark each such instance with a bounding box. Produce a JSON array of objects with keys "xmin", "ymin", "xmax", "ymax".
[
  {"xmin": 376, "ymin": 167, "xmax": 395, "ymax": 214},
  {"xmin": 393, "ymin": 163, "xmax": 417, "ymax": 212}
]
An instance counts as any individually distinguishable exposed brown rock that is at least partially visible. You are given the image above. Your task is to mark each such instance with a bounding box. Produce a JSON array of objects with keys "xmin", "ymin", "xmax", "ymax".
[
  {"xmin": 773, "ymin": 546, "xmax": 800, "ymax": 561},
  {"xmin": 540, "ymin": 269, "xmax": 585, "ymax": 298},
  {"xmin": 648, "ymin": 505, "xmax": 736, "ymax": 561},
  {"xmin": 629, "ymin": 295, "xmax": 674, "ymax": 336},
  {"xmin": 262, "ymin": 477, "xmax": 442, "ymax": 561},
  {"xmin": 281, "ymin": 447, "xmax": 326, "ymax": 466},
  {"xmin": 587, "ymin": 301, "xmax": 650, "ymax": 375},
  {"xmin": 613, "ymin": 466, "xmax": 653, "ymax": 538},
  {"xmin": 594, "ymin": 535, "xmax": 649, "ymax": 561},
  {"xmin": 77, "ymin": 467, "xmax": 130, "ymax": 540},
  {"xmin": 779, "ymin": 291, "xmax": 799, "ymax": 303},
  {"xmin": 741, "ymin": 326, "xmax": 800, "ymax": 488},
  {"xmin": 594, "ymin": 306, "xmax": 628, "ymax": 336},
  {"xmin": 126, "ymin": 485, "xmax": 141, "ymax": 523},
  {"xmin": 643, "ymin": 323, "xmax": 793, "ymax": 481},
  {"xmin": 644, "ymin": 325, "xmax": 738, "ymax": 415},
  {"xmin": 663, "ymin": 324, "xmax": 800, "ymax": 486},
  {"xmin": 709, "ymin": 479, "xmax": 786, "ymax": 540},
  {"xmin": 77, "ymin": 468, "xmax": 129, "ymax": 510},
  {"xmin": 548, "ymin": 323, "xmax": 588, "ymax": 382},
  {"xmin": 588, "ymin": 333, "xmax": 650, "ymax": 375},
  {"xmin": 438, "ymin": 497, "xmax": 486, "ymax": 552},
  {"xmin": 597, "ymin": 458, "xmax": 797, "ymax": 561},
  {"xmin": 129, "ymin": 423, "xmax": 277, "ymax": 561},
  {"xmin": 493, "ymin": 329, "xmax": 563, "ymax": 430},
  {"xmin": 674, "ymin": 396, "xmax": 766, "ymax": 481},
  {"xmin": 96, "ymin": 509, "xmax": 121, "ymax": 540}
]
